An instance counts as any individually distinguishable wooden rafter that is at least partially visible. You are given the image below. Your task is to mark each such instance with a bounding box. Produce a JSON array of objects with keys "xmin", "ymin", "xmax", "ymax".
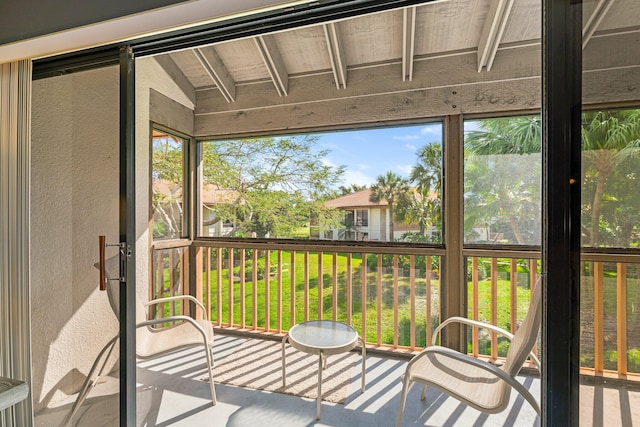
[
  {"xmin": 583, "ymin": 0, "xmax": 616, "ymax": 49},
  {"xmin": 477, "ymin": 0, "xmax": 515, "ymax": 72},
  {"xmin": 254, "ymin": 35, "xmax": 289, "ymax": 96},
  {"xmin": 323, "ymin": 22, "xmax": 347, "ymax": 89},
  {"xmin": 402, "ymin": 6, "xmax": 417, "ymax": 81},
  {"xmin": 156, "ymin": 54, "xmax": 196, "ymax": 106},
  {"xmin": 193, "ymin": 47, "xmax": 236, "ymax": 103}
]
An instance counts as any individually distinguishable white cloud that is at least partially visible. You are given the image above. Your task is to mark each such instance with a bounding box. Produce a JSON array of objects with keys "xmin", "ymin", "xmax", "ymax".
[
  {"xmin": 396, "ymin": 164, "xmax": 413, "ymax": 175},
  {"xmin": 392, "ymin": 134, "xmax": 420, "ymax": 141},
  {"xmin": 405, "ymin": 144, "xmax": 417, "ymax": 151},
  {"xmin": 420, "ymin": 125, "xmax": 441, "ymax": 135},
  {"xmin": 356, "ymin": 163, "xmax": 370, "ymax": 170},
  {"xmin": 321, "ymin": 158, "xmax": 335, "ymax": 167},
  {"xmin": 342, "ymin": 169, "xmax": 374, "ymax": 187}
]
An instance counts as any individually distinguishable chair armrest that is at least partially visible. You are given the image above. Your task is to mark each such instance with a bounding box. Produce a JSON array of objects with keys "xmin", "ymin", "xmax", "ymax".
[
  {"xmin": 432, "ymin": 317, "xmax": 514, "ymax": 346},
  {"xmin": 137, "ymin": 316, "xmax": 212, "ymax": 347},
  {"xmin": 146, "ymin": 295, "xmax": 209, "ymax": 321},
  {"xmin": 431, "ymin": 317, "xmax": 540, "ymax": 371},
  {"xmin": 410, "ymin": 346, "xmax": 540, "ymax": 415}
]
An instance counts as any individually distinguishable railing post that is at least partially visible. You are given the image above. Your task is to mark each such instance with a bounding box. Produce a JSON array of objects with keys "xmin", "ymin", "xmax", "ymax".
[
  {"xmin": 490, "ymin": 258, "xmax": 498, "ymax": 362},
  {"xmin": 346, "ymin": 253, "xmax": 353, "ymax": 326},
  {"xmin": 471, "ymin": 256, "xmax": 479, "ymax": 357},
  {"xmin": 617, "ymin": 262, "xmax": 628, "ymax": 377},
  {"xmin": 377, "ymin": 253, "xmax": 383, "ymax": 346},
  {"xmin": 594, "ymin": 262, "xmax": 604, "ymax": 374},
  {"xmin": 393, "ymin": 255, "xmax": 399, "ymax": 348},
  {"xmin": 361, "ymin": 253, "xmax": 367, "ymax": 345}
]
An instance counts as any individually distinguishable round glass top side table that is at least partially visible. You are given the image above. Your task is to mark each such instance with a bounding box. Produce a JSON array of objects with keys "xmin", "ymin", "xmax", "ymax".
[{"xmin": 281, "ymin": 320, "xmax": 366, "ymax": 420}]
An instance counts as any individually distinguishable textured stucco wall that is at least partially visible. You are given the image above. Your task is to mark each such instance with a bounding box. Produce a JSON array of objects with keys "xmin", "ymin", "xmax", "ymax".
[
  {"xmin": 29, "ymin": 56, "xmax": 194, "ymax": 414},
  {"xmin": 31, "ymin": 66, "xmax": 120, "ymax": 411}
]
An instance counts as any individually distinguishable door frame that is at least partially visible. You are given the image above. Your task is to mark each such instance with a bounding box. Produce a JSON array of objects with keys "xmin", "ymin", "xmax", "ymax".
[{"xmin": 118, "ymin": 45, "xmax": 137, "ymax": 427}]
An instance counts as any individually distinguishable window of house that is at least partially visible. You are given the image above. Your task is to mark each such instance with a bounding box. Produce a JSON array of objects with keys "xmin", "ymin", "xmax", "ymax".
[
  {"xmin": 152, "ymin": 128, "xmax": 187, "ymax": 240},
  {"xmin": 197, "ymin": 123, "xmax": 443, "ymax": 243},
  {"xmin": 355, "ymin": 210, "xmax": 368, "ymax": 226}
]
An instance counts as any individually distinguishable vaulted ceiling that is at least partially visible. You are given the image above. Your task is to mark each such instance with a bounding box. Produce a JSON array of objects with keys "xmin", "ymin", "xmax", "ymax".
[{"xmin": 149, "ymin": 0, "xmax": 640, "ymax": 137}]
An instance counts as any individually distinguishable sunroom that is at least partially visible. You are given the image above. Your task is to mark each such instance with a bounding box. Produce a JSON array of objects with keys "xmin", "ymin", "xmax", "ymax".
[{"xmin": 2, "ymin": 0, "xmax": 640, "ymax": 426}]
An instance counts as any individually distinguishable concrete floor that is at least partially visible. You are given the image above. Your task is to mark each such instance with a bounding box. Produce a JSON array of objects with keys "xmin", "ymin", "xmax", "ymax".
[{"xmin": 35, "ymin": 334, "xmax": 639, "ymax": 426}]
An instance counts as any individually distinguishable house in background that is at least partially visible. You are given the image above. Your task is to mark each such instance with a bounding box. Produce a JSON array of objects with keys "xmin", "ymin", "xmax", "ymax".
[
  {"xmin": 322, "ymin": 189, "xmax": 387, "ymax": 241},
  {"xmin": 322, "ymin": 189, "xmax": 424, "ymax": 242}
]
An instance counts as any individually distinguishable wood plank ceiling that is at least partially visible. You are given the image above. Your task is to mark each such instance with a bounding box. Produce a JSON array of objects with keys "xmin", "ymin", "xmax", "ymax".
[{"xmin": 150, "ymin": 0, "xmax": 640, "ymax": 137}]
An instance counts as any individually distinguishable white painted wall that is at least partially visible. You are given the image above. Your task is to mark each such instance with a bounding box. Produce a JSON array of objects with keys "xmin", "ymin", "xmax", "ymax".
[{"xmin": 31, "ymin": 66, "xmax": 120, "ymax": 411}]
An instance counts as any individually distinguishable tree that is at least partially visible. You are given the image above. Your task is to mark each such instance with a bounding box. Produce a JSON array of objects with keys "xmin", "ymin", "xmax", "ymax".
[
  {"xmin": 465, "ymin": 152, "xmax": 541, "ymax": 244},
  {"xmin": 410, "ymin": 143, "xmax": 442, "ymax": 194},
  {"xmin": 201, "ymin": 134, "xmax": 345, "ymax": 238},
  {"xmin": 338, "ymin": 183, "xmax": 367, "ymax": 195},
  {"xmin": 464, "ymin": 111, "xmax": 640, "ymax": 247},
  {"xmin": 580, "ymin": 110, "xmax": 640, "ymax": 246},
  {"xmin": 369, "ymin": 171, "xmax": 410, "ymax": 241},
  {"xmin": 464, "ymin": 116, "xmax": 542, "ymax": 245},
  {"xmin": 402, "ymin": 143, "xmax": 443, "ymax": 240},
  {"xmin": 152, "ymin": 134, "xmax": 185, "ymax": 239}
]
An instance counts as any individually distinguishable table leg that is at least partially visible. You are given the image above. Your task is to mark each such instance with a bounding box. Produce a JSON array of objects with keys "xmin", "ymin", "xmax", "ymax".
[
  {"xmin": 359, "ymin": 336, "xmax": 366, "ymax": 392},
  {"xmin": 317, "ymin": 350, "xmax": 323, "ymax": 420},
  {"xmin": 281, "ymin": 334, "xmax": 289, "ymax": 387}
]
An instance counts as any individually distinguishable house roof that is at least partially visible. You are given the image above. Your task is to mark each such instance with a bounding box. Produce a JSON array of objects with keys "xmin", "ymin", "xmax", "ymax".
[
  {"xmin": 153, "ymin": 179, "xmax": 237, "ymax": 205},
  {"xmin": 324, "ymin": 189, "xmax": 387, "ymax": 209}
]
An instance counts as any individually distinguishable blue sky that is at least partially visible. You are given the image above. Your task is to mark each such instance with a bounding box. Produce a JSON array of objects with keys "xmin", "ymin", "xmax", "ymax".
[{"xmin": 316, "ymin": 123, "xmax": 443, "ymax": 188}]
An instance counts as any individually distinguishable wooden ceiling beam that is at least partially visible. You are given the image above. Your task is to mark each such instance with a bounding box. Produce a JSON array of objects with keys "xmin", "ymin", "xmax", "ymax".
[
  {"xmin": 323, "ymin": 22, "xmax": 347, "ymax": 89},
  {"xmin": 583, "ymin": 0, "xmax": 616, "ymax": 49},
  {"xmin": 155, "ymin": 54, "xmax": 196, "ymax": 106},
  {"xmin": 193, "ymin": 46, "xmax": 236, "ymax": 103},
  {"xmin": 477, "ymin": 0, "xmax": 514, "ymax": 72},
  {"xmin": 402, "ymin": 6, "xmax": 417, "ymax": 81},
  {"xmin": 254, "ymin": 35, "xmax": 289, "ymax": 96}
]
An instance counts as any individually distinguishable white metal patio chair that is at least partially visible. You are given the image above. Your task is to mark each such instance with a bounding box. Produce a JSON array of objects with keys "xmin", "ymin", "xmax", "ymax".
[
  {"xmin": 67, "ymin": 261, "xmax": 216, "ymax": 425},
  {"xmin": 396, "ymin": 276, "xmax": 542, "ymax": 426}
]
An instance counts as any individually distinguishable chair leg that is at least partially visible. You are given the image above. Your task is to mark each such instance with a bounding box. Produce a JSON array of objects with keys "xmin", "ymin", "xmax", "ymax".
[
  {"xmin": 205, "ymin": 344, "xmax": 216, "ymax": 405},
  {"xmin": 396, "ymin": 375, "xmax": 411, "ymax": 427},
  {"xmin": 420, "ymin": 384, "xmax": 427, "ymax": 401},
  {"xmin": 65, "ymin": 335, "xmax": 119, "ymax": 426}
]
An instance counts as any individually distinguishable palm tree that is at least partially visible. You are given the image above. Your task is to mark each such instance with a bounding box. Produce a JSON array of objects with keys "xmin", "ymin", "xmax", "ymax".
[
  {"xmin": 338, "ymin": 183, "xmax": 367, "ymax": 195},
  {"xmin": 465, "ymin": 112, "xmax": 640, "ymax": 246},
  {"xmin": 369, "ymin": 171, "xmax": 410, "ymax": 241},
  {"xmin": 580, "ymin": 110, "xmax": 640, "ymax": 245},
  {"xmin": 464, "ymin": 116, "xmax": 542, "ymax": 155},
  {"xmin": 410, "ymin": 143, "xmax": 442, "ymax": 194},
  {"xmin": 406, "ymin": 143, "xmax": 443, "ymax": 238}
]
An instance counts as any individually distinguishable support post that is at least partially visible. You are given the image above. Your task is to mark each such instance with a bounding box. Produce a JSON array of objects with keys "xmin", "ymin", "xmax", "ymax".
[{"xmin": 442, "ymin": 113, "xmax": 466, "ymax": 352}]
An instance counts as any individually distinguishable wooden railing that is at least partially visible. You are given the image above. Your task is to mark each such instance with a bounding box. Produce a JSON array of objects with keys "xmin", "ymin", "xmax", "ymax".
[
  {"xmin": 463, "ymin": 249, "xmax": 541, "ymax": 365},
  {"xmin": 194, "ymin": 240, "xmax": 445, "ymax": 351},
  {"xmin": 149, "ymin": 239, "xmax": 191, "ymax": 321},
  {"xmin": 150, "ymin": 239, "xmax": 640, "ymax": 378},
  {"xmin": 579, "ymin": 252, "xmax": 640, "ymax": 379}
]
